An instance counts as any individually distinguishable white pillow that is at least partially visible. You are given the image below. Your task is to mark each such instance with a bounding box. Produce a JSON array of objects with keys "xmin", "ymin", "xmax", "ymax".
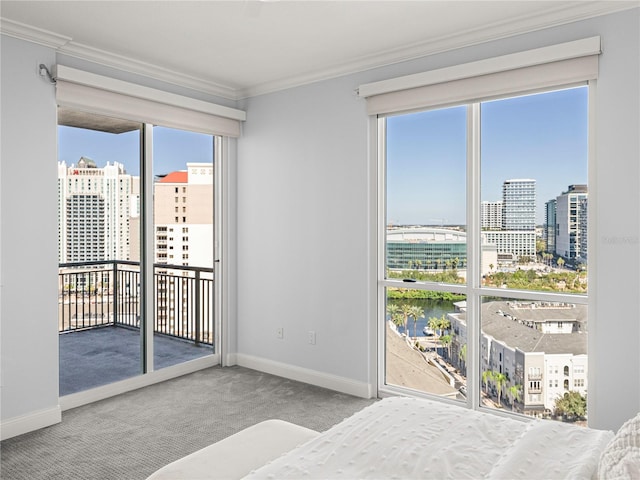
[{"xmin": 598, "ymin": 412, "xmax": 640, "ymax": 480}]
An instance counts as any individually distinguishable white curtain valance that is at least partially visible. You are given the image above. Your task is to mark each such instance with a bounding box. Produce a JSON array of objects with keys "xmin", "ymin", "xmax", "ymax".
[
  {"xmin": 56, "ymin": 66, "xmax": 245, "ymax": 137},
  {"xmin": 359, "ymin": 36, "xmax": 601, "ymax": 116}
]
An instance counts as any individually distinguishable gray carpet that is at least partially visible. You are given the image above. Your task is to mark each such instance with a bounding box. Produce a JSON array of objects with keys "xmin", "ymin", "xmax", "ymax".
[{"xmin": 0, "ymin": 366, "xmax": 376, "ymax": 480}]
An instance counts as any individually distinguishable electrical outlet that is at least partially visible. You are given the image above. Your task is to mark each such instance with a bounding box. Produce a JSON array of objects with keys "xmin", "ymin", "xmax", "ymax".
[
  {"xmin": 276, "ymin": 327, "xmax": 284, "ymax": 339},
  {"xmin": 308, "ymin": 330, "xmax": 316, "ymax": 345}
]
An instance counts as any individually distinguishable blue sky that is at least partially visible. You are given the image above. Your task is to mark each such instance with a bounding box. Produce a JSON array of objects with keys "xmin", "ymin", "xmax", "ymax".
[
  {"xmin": 58, "ymin": 125, "xmax": 214, "ymax": 177},
  {"xmin": 59, "ymin": 87, "xmax": 587, "ymax": 226},
  {"xmin": 386, "ymin": 86, "xmax": 588, "ymax": 225}
]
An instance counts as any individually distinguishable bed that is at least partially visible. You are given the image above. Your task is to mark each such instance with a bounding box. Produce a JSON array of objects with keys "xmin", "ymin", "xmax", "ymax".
[{"xmin": 148, "ymin": 396, "xmax": 639, "ymax": 480}]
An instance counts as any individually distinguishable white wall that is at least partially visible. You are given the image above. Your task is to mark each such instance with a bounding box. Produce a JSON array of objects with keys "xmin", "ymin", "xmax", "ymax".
[
  {"xmin": 1, "ymin": 35, "xmax": 61, "ymax": 437},
  {"xmin": 236, "ymin": 76, "xmax": 375, "ymax": 396},
  {"xmin": 237, "ymin": 8, "xmax": 640, "ymax": 430}
]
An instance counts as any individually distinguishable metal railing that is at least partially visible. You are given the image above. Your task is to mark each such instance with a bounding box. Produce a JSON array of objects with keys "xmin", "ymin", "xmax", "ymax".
[{"xmin": 58, "ymin": 260, "xmax": 214, "ymax": 345}]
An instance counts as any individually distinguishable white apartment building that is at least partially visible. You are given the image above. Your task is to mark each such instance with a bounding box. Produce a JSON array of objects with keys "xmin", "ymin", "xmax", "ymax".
[
  {"xmin": 482, "ymin": 230, "xmax": 537, "ymax": 262},
  {"xmin": 153, "ymin": 163, "xmax": 214, "ymax": 334},
  {"xmin": 154, "ymin": 162, "xmax": 214, "ymax": 268},
  {"xmin": 449, "ymin": 300, "xmax": 587, "ymax": 414},
  {"xmin": 555, "ymin": 185, "xmax": 588, "ymax": 260},
  {"xmin": 57, "ymin": 157, "xmax": 138, "ymax": 263},
  {"xmin": 481, "ymin": 201, "xmax": 503, "ymax": 230}
]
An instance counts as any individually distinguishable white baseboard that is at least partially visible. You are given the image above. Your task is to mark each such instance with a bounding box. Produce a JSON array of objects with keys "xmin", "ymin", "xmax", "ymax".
[
  {"xmin": 60, "ymin": 354, "xmax": 219, "ymax": 411},
  {"xmin": 1, "ymin": 405, "xmax": 62, "ymax": 441},
  {"xmin": 224, "ymin": 352, "xmax": 238, "ymax": 366},
  {"xmin": 236, "ymin": 353, "xmax": 374, "ymax": 398}
]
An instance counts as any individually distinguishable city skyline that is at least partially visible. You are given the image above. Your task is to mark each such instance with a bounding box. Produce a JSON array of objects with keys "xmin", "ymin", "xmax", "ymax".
[
  {"xmin": 58, "ymin": 125, "xmax": 214, "ymax": 178},
  {"xmin": 386, "ymin": 86, "xmax": 588, "ymax": 226}
]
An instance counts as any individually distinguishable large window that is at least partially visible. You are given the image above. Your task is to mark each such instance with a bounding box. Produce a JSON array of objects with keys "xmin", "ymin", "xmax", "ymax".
[{"xmin": 381, "ymin": 85, "xmax": 589, "ymax": 423}]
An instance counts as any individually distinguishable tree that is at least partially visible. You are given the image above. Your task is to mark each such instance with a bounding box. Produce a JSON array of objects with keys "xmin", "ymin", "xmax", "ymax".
[
  {"xmin": 399, "ymin": 303, "xmax": 414, "ymax": 336},
  {"xmin": 458, "ymin": 344, "xmax": 467, "ymax": 373},
  {"xmin": 482, "ymin": 370, "xmax": 494, "ymax": 395},
  {"xmin": 440, "ymin": 334, "xmax": 452, "ymax": 359},
  {"xmin": 386, "ymin": 304, "xmax": 403, "ymax": 329},
  {"xmin": 428, "ymin": 315, "xmax": 441, "ymax": 337},
  {"xmin": 554, "ymin": 391, "xmax": 587, "ymax": 420},
  {"xmin": 557, "ymin": 257, "xmax": 565, "ymax": 269},
  {"xmin": 507, "ymin": 384, "xmax": 522, "ymax": 411},
  {"xmin": 437, "ymin": 316, "xmax": 451, "ymax": 336},
  {"xmin": 489, "ymin": 263, "xmax": 494, "ymax": 272},
  {"xmin": 452, "ymin": 257, "xmax": 460, "ymax": 271},
  {"xmin": 408, "ymin": 305, "xmax": 425, "ymax": 339},
  {"xmin": 493, "ymin": 372, "xmax": 507, "ymax": 406}
]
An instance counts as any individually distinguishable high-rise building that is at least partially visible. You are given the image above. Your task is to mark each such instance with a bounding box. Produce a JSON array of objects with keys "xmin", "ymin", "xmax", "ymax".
[
  {"xmin": 502, "ymin": 179, "xmax": 536, "ymax": 231},
  {"xmin": 481, "ymin": 201, "xmax": 503, "ymax": 230},
  {"xmin": 544, "ymin": 199, "xmax": 557, "ymax": 253},
  {"xmin": 555, "ymin": 184, "xmax": 588, "ymax": 260},
  {"xmin": 153, "ymin": 162, "xmax": 214, "ymax": 268},
  {"xmin": 153, "ymin": 163, "xmax": 214, "ymax": 332},
  {"xmin": 480, "ymin": 179, "xmax": 536, "ymax": 262},
  {"xmin": 57, "ymin": 158, "xmax": 138, "ymax": 263},
  {"xmin": 578, "ymin": 197, "xmax": 588, "ymax": 261}
]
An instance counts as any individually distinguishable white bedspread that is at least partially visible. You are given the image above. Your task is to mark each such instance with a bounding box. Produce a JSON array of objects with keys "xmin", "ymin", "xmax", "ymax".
[{"xmin": 244, "ymin": 397, "xmax": 613, "ymax": 479}]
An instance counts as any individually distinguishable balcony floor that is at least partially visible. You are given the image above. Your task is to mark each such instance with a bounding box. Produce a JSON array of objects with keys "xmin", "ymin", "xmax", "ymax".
[{"xmin": 59, "ymin": 326, "xmax": 213, "ymax": 396}]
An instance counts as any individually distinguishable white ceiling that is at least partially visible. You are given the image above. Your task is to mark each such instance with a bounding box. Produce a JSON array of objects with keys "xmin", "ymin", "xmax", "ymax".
[{"xmin": 1, "ymin": 1, "xmax": 637, "ymax": 99}]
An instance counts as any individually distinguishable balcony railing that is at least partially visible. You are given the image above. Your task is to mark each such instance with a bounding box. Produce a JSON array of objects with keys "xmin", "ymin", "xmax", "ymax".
[{"xmin": 59, "ymin": 260, "xmax": 214, "ymax": 345}]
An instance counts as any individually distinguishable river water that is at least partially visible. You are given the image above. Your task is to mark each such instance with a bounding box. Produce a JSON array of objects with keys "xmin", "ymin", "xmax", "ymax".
[{"xmin": 387, "ymin": 298, "xmax": 457, "ymax": 338}]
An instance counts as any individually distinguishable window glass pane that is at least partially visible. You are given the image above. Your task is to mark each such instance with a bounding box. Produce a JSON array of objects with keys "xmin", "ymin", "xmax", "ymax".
[
  {"xmin": 480, "ymin": 295, "xmax": 587, "ymax": 421},
  {"xmin": 385, "ymin": 288, "xmax": 467, "ymax": 400},
  {"xmin": 480, "ymin": 87, "xmax": 588, "ymax": 292},
  {"xmin": 386, "ymin": 106, "xmax": 467, "ymax": 285},
  {"xmin": 152, "ymin": 126, "xmax": 215, "ymax": 369},
  {"xmin": 57, "ymin": 111, "xmax": 143, "ymax": 395}
]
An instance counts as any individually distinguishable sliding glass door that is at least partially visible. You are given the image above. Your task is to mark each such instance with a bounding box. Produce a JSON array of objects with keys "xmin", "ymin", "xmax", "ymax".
[{"xmin": 58, "ymin": 112, "xmax": 219, "ymax": 396}]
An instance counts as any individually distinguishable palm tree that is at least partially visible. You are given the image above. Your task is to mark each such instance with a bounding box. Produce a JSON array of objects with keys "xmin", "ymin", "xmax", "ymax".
[
  {"xmin": 493, "ymin": 372, "xmax": 507, "ymax": 406},
  {"xmin": 408, "ymin": 305, "xmax": 425, "ymax": 339},
  {"xmin": 489, "ymin": 263, "xmax": 494, "ymax": 272},
  {"xmin": 399, "ymin": 303, "xmax": 413, "ymax": 336},
  {"xmin": 458, "ymin": 344, "xmax": 467, "ymax": 373},
  {"xmin": 482, "ymin": 370, "xmax": 494, "ymax": 395},
  {"xmin": 440, "ymin": 334, "xmax": 452, "ymax": 359},
  {"xmin": 508, "ymin": 384, "xmax": 522, "ymax": 411},
  {"xmin": 437, "ymin": 315, "xmax": 451, "ymax": 336},
  {"xmin": 386, "ymin": 303, "xmax": 403, "ymax": 329},
  {"xmin": 427, "ymin": 315, "xmax": 441, "ymax": 337},
  {"xmin": 557, "ymin": 257, "xmax": 565, "ymax": 269},
  {"xmin": 452, "ymin": 257, "xmax": 460, "ymax": 271}
]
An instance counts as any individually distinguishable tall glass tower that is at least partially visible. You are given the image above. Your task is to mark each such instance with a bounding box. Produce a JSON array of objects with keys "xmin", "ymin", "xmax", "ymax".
[{"xmin": 502, "ymin": 179, "xmax": 536, "ymax": 231}]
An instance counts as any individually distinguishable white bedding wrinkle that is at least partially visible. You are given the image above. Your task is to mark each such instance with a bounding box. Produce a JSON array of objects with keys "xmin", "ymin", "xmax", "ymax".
[{"xmin": 243, "ymin": 397, "xmax": 614, "ymax": 480}]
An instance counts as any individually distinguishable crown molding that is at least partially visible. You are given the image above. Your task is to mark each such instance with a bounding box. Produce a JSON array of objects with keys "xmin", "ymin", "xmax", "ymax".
[
  {"xmin": 0, "ymin": 16, "xmax": 237, "ymax": 100},
  {"xmin": 0, "ymin": 17, "xmax": 71, "ymax": 48},
  {"xmin": 59, "ymin": 41, "xmax": 238, "ymax": 100},
  {"xmin": 2, "ymin": 1, "xmax": 637, "ymax": 101},
  {"xmin": 238, "ymin": 1, "xmax": 638, "ymax": 99}
]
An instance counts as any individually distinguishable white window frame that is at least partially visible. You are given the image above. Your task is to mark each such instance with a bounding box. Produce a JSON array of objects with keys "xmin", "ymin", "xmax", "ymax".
[{"xmin": 368, "ymin": 39, "xmax": 598, "ymax": 417}]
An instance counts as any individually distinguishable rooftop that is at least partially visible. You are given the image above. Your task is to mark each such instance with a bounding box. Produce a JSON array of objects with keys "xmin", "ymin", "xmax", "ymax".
[
  {"xmin": 158, "ymin": 171, "xmax": 188, "ymax": 184},
  {"xmin": 456, "ymin": 300, "xmax": 587, "ymax": 355}
]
